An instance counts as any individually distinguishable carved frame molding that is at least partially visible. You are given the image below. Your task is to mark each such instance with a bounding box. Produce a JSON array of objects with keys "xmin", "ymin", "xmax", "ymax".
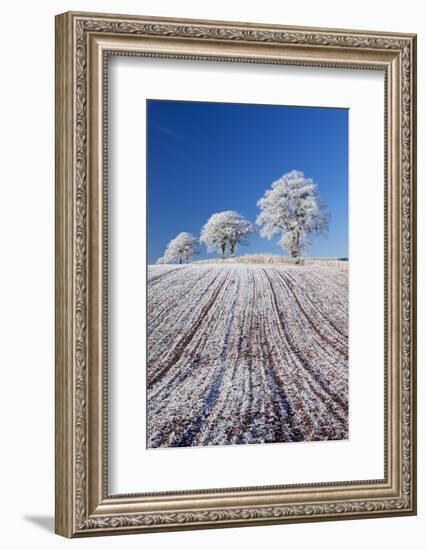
[{"xmin": 55, "ymin": 12, "xmax": 416, "ymax": 537}]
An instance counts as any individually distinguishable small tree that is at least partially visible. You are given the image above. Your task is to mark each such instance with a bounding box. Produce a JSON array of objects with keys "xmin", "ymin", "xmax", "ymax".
[
  {"xmin": 256, "ymin": 170, "xmax": 329, "ymax": 259},
  {"xmin": 200, "ymin": 211, "xmax": 254, "ymax": 258},
  {"xmin": 157, "ymin": 232, "xmax": 199, "ymax": 264}
]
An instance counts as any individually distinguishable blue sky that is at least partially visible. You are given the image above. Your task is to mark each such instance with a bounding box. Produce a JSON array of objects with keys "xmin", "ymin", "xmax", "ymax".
[{"xmin": 147, "ymin": 100, "xmax": 348, "ymax": 264}]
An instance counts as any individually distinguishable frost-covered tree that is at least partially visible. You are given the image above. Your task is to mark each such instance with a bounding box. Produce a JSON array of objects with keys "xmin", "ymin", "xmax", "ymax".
[
  {"xmin": 157, "ymin": 232, "xmax": 199, "ymax": 264},
  {"xmin": 256, "ymin": 170, "xmax": 330, "ymax": 259},
  {"xmin": 200, "ymin": 210, "xmax": 254, "ymax": 258}
]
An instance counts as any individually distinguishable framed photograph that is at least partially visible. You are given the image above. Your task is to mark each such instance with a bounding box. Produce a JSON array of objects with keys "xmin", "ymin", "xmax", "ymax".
[{"xmin": 55, "ymin": 11, "xmax": 417, "ymax": 537}]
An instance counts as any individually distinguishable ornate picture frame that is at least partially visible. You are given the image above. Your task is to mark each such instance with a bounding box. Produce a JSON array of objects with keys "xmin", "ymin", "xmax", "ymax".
[{"xmin": 55, "ymin": 11, "xmax": 417, "ymax": 537}]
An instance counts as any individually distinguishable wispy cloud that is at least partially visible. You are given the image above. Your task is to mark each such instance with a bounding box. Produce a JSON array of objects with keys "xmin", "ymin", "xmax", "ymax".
[{"xmin": 153, "ymin": 125, "xmax": 186, "ymax": 143}]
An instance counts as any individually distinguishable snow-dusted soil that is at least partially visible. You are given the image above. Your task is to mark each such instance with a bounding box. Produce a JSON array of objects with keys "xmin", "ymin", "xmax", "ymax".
[{"xmin": 147, "ymin": 263, "xmax": 348, "ymax": 448}]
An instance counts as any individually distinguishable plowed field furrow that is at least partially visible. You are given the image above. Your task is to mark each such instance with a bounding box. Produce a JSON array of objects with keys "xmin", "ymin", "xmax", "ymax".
[
  {"xmin": 276, "ymin": 270, "xmax": 348, "ymax": 347},
  {"xmin": 147, "ymin": 263, "xmax": 348, "ymax": 448}
]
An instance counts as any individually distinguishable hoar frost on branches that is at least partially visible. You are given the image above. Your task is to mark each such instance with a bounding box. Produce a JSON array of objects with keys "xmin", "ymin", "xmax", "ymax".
[
  {"xmin": 157, "ymin": 232, "xmax": 199, "ymax": 264},
  {"xmin": 200, "ymin": 210, "xmax": 255, "ymax": 258},
  {"xmin": 256, "ymin": 170, "xmax": 330, "ymax": 259}
]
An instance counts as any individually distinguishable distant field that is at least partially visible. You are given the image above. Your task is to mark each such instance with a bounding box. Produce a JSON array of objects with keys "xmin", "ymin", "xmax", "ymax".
[
  {"xmin": 147, "ymin": 263, "xmax": 348, "ymax": 448},
  {"xmin": 193, "ymin": 254, "xmax": 348, "ymax": 271}
]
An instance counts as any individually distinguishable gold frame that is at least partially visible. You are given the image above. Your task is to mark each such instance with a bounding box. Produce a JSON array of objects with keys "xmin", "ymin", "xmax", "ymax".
[{"xmin": 55, "ymin": 11, "xmax": 417, "ymax": 538}]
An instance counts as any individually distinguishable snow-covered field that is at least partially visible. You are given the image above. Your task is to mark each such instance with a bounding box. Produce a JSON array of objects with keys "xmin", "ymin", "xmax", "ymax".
[{"xmin": 147, "ymin": 263, "xmax": 348, "ymax": 448}]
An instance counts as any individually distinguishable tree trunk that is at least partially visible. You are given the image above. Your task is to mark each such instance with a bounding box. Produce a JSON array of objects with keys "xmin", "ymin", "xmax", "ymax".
[
  {"xmin": 289, "ymin": 231, "xmax": 300, "ymax": 260},
  {"xmin": 294, "ymin": 231, "xmax": 301, "ymax": 263},
  {"xmin": 179, "ymin": 258, "xmax": 182, "ymax": 264},
  {"xmin": 230, "ymin": 240, "xmax": 235, "ymax": 257},
  {"xmin": 289, "ymin": 233, "xmax": 297, "ymax": 257},
  {"xmin": 220, "ymin": 242, "xmax": 226, "ymax": 258}
]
